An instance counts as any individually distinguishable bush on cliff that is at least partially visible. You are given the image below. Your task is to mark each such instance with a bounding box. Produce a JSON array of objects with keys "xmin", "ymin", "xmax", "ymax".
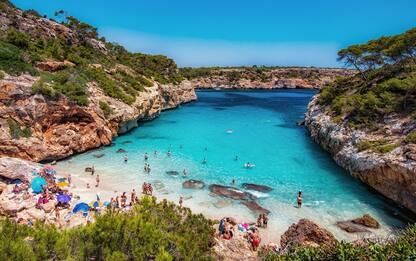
[
  {"xmin": 0, "ymin": 197, "xmax": 215, "ymax": 260},
  {"xmin": 99, "ymin": 100, "xmax": 112, "ymax": 118},
  {"xmin": 261, "ymin": 224, "xmax": 416, "ymax": 260},
  {"xmin": 318, "ymin": 27, "xmax": 416, "ymax": 129}
]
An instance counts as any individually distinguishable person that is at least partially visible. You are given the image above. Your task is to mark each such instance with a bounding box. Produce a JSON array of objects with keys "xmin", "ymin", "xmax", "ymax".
[
  {"xmin": 121, "ymin": 192, "xmax": 127, "ymax": 207},
  {"xmin": 54, "ymin": 205, "xmax": 60, "ymax": 220},
  {"xmin": 218, "ymin": 218, "xmax": 225, "ymax": 235},
  {"xmin": 95, "ymin": 174, "xmax": 100, "ymax": 187},
  {"xmin": 297, "ymin": 191, "xmax": 303, "ymax": 208},
  {"xmin": 179, "ymin": 196, "xmax": 183, "ymax": 207},
  {"xmin": 124, "ymin": 155, "xmax": 128, "ymax": 162},
  {"xmin": 144, "ymin": 153, "xmax": 148, "ymax": 161},
  {"xmin": 91, "ymin": 165, "xmax": 95, "ymax": 175},
  {"xmin": 147, "ymin": 164, "xmax": 151, "ymax": 173},
  {"xmin": 223, "ymin": 230, "xmax": 231, "ymax": 240},
  {"xmin": 183, "ymin": 169, "xmax": 188, "ymax": 177},
  {"xmin": 68, "ymin": 174, "xmax": 72, "ymax": 185},
  {"xmin": 251, "ymin": 233, "xmax": 261, "ymax": 251},
  {"xmin": 166, "ymin": 150, "xmax": 171, "ymax": 157},
  {"xmin": 86, "ymin": 183, "xmax": 90, "ymax": 189},
  {"xmin": 234, "ymin": 155, "xmax": 239, "ymax": 161},
  {"xmin": 202, "ymin": 157, "xmax": 207, "ymax": 164},
  {"xmin": 257, "ymin": 214, "xmax": 263, "ymax": 227},
  {"xmin": 231, "ymin": 179, "xmax": 236, "ymax": 185},
  {"xmin": 131, "ymin": 189, "xmax": 136, "ymax": 204},
  {"xmin": 12, "ymin": 184, "xmax": 20, "ymax": 194},
  {"xmin": 144, "ymin": 164, "xmax": 148, "ymax": 172},
  {"xmin": 262, "ymin": 213, "xmax": 269, "ymax": 228}
]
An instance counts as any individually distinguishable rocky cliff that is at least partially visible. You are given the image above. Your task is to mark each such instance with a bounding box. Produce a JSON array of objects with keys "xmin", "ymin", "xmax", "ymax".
[
  {"xmin": 0, "ymin": 73, "xmax": 195, "ymax": 162},
  {"xmin": 305, "ymin": 96, "xmax": 416, "ymax": 213},
  {"xmin": 187, "ymin": 68, "xmax": 355, "ymax": 89}
]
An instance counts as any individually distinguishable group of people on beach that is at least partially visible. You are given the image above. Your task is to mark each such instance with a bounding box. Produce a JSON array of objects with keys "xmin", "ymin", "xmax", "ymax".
[
  {"xmin": 142, "ymin": 182, "xmax": 153, "ymax": 195},
  {"xmin": 257, "ymin": 213, "xmax": 269, "ymax": 228},
  {"xmin": 218, "ymin": 217, "xmax": 262, "ymax": 251}
]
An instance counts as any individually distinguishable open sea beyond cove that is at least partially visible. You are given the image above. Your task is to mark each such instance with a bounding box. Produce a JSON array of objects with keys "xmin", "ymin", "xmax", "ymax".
[{"xmin": 56, "ymin": 90, "xmax": 409, "ymax": 242}]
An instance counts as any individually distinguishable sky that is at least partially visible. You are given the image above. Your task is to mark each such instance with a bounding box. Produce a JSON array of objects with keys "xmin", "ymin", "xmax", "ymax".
[{"xmin": 11, "ymin": 0, "xmax": 416, "ymax": 68}]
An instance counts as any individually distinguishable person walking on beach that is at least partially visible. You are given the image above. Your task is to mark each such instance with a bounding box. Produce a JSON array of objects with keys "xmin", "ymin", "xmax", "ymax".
[
  {"xmin": 54, "ymin": 205, "xmax": 60, "ymax": 220},
  {"xmin": 257, "ymin": 214, "xmax": 263, "ymax": 227},
  {"xmin": 262, "ymin": 213, "xmax": 269, "ymax": 228},
  {"xmin": 131, "ymin": 189, "xmax": 136, "ymax": 204},
  {"xmin": 68, "ymin": 174, "xmax": 72, "ymax": 186},
  {"xmin": 297, "ymin": 191, "xmax": 303, "ymax": 208},
  {"xmin": 96, "ymin": 174, "xmax": 100, "ymax": 187},
  {"xmin": 91, "ymin": 165, "xmax": 95, "ymax": 175},
  {"xmin": 179, "ymin": 196, "xmax": 183, "ymax": 207}
]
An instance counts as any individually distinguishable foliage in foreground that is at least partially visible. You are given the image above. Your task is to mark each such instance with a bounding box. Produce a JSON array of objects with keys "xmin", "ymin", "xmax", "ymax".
[
  {"xmin": 261, "ymin": 224, "xmax": 416, "ymax": 261},
  {"xmin": 0, "ymin": 197, "xmax": 215, "ymax": 261}
]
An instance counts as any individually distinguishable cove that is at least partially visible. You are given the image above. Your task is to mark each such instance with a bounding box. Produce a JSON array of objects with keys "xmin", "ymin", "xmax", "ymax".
[{"xmin": 56, "ymin": 90, "xmax": 408, "ymax": 242}]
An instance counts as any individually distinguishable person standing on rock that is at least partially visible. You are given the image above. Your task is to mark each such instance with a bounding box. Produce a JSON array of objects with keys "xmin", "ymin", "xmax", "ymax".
[
  {"xmin": 95, "ymin": 175, "xmax": 100, "ymax": 188},
  {"xmin": 297, "ymin": 191, "xmax": 303, "ymax": 208}
]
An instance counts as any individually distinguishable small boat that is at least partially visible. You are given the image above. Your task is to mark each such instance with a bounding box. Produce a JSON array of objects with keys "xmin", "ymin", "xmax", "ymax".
[
  {"xmin": 226, "ymin": 129, "xmax": 233, "ymax": 134},
  {"xmin": 244, "ymin": 163, "xmax": 255, "ymax": 169}
]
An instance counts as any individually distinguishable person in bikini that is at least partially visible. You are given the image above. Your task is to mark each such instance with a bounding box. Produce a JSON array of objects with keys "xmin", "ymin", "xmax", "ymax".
[{"xmin": 297, "ymin": 191, "xmax": 303, "ymax": 208}]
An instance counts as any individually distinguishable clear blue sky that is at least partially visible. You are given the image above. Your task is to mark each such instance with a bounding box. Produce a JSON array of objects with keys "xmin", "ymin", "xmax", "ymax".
[{"xmin": 11, "ymin": 0, "xmax": 416, "ymax": 67}]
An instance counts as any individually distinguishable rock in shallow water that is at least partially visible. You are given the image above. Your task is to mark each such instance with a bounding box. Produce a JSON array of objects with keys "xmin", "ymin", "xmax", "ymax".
[
  {"xmin": 352, "ymin": 214, "xmax": 380, "ymax": 229},
  {"xmin": 336, "ymin": 221, "xmax": 370, "ymax": 233},
  {"xmin": 93, "ymin": 153, "xmax": 105, "ymax": 158},
  {"xmin": 241, "ymin": 201, "xmax": 270, "ymax": 214},
  {"xmin": 166, "ymin": 171, "xmax": 179, "ymax": 176},
  {"xmin": 241, "ymin": 183, "xmax": 272, "ymax": 192},
  {"xmin": 209, "ymin": 184, "xmax": 256, "ymax": 200},
  {"xmin": 182, "ymin": 179, "xmax": 205, "ymax": 189},
  {"xmin": 116, "ymin": 148, "xmax": 126, "ymax": 153}
]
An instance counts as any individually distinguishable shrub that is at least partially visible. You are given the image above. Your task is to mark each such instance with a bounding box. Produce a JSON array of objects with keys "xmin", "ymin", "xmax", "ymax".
[
  {"xmin": 0, "ymin": 41, "xmax": 36, "ymax": 75},
  {"xmin": 405, "ymin": 130, "xmax": 416, "ymax": 144},
  {"xmin": 0, "ymin": 197, "xmax": 215, "ymax": 260},
  {"xmin": 99, "ymin": 100, "xmax": 112, "ymax": 118},
  {"xmin": 7, "ymin": 118, "xmax": 31, "ymax": 139},
  {"xmin": 356, "ymin": 139, "xmax": 399, "ymax": 154},
  {"xmin": 0, "ymin": 70, "xmax": 4, "ymax": 80}
]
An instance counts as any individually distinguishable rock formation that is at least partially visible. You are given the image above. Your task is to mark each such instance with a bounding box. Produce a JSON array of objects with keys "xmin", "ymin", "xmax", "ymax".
[
  {"xmin": 188, "ymin": 68, "xmax": 355, "ymax": 90},
  {"xmin": 183, "ymin": 179, "xmax": 205, "ymax": 189},
  {"xmin": 305, "ymin": 96, "xmax": 416, "ymax": 214},
  {"xmin": 209, "ymin": 184, "xmax": 256, "ymax": 200},
  {"xmin": 280, "ymin": 219, "xmax": 337, "ymax": 251},
  {"xmin": 241, "ymin": 183, "xmax": 272, "ymax": 192},
  {"xmin": 0, "ymin": 73, "xmax": 196, "ymax": 162}
]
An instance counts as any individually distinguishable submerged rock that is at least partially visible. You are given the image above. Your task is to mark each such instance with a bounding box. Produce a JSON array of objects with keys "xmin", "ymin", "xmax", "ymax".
[
  {"xmin": 121, "ymin": 141, "xmax": 132, "ymax": 145},
  {"xmin": 241, "ymin": 201, "xmax": 270, "ymax": 214},
  {"xmin": 93, "ymin": 153, "xmax": 105, "ymax": 158},
  {"xmin": 336, "ymin": 221, "xmax": 370, "ymax": 233},
  {"xmin": 166, "ymin": 171, "xmax": 179, "ymax": 176},
  {"xmin": 213, "ymin": 199, "xmax": 232, "ymax": 208},
  {"xmin": 241, "ymin": 183, "xmax": 272, "ymax": 192},
  {"xmin": 280, "ymin": 219, "xmax": 337, "ymax": 251},
  {"xmin": 116, "ymin": 148, "xmax": 126, "ymax": 153},
  {"xmin": 182, "ymin": 179, "xmax": 205, "ymax": 189},
  {"xmin": 352, "ymin": 214, "xmax": 380, "ymax": 229},
  {"xmin": 209, "ymin": 184, "xmax": 256, "ymax": 200}
]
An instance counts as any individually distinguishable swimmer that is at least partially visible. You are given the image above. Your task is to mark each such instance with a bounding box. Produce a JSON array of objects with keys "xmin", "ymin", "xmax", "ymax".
[
  {"xmin": 183, "ymin": 169, "xmax": 188, "ymax": 176},
  {"xmin": 234, "ymin": 155, "xmax": 239, "ymax": 161},
  {"xmin": 231, "ymin": 179, "xmax": 236, "ymax": 185},
  {"xmin": 124, "ymin": 155, "xmax": 128, "ymax": 162},
  {"xmin": 297, "ymin": 191, "xmax": 303, "ymax": 208},
  {"xmin": 167, "ymin": 150, "xmax": 171, "ymax": 157},
  {"xmin": 144, "ymin": 153, "xmax": 148, "ymax": 161},
  {"xmin": 202, "ymin": 157, "xmax": 207, "ymax": 164}
]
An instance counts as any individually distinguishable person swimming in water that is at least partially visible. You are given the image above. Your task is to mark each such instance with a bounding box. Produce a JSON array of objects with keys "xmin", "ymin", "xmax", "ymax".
[
  {"xmin": 183, "ymin": 169, "xmax": 188, "ymax": 177},
  {"xmin": 124, "ymin": 155, "xmax": 128, "ymax": 162},
  {"xmin": 144, "ymin": 153, "xmax": 148, "ymax": 161},
  {"xmin": 234, "ymin": 155, "xmax": 239, "ymax": 161},
  {"xmin": 167, "ymin": 150, "xmax": 171, "ymax": 157},
  {"xmin": 202, "ymin": 157, "xmax": 207, "ymax": 164},
  {"xmin": 297, "ymin": 191, "xmax": 303, "ymax": 208}
]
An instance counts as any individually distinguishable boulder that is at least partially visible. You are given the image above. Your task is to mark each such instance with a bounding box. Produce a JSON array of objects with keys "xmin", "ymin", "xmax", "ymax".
[
  {"xmin": 41, "ymin": 200, "xmax": 56, "ymax": 213},
  {"xmin": 166, "ymin": 171, "xmax": 179, "ymax": 176},
  {"xmin": 182, "ymin": 179, "xmax": 205, "ymax": 189},
  {"xmin": 0, "ymin": 199, "xmax": 25, "ymax": 216},
  {"xmin": 0, "ymin": 157, "xmax": 40, "ymax": 182},
  {"xmin": 241, "ymin": 201, "xmax": 270, "ymax": 214},
  {"xmin": 280, "ymin": 219, "xmax": 337, "ymax": 251},
  {"xmin": 336, "ymin": 221, "xmax": 370, "ymax": 233},
  {"xmin": 352, "ymin": 214, "xmax": 380, "ymax": 229},
  {"xmin": 209, "ymin": 184, "xmax": 256, "ymax": 200},
  {"xmin": 241, "ymin": 183, "xmax": 272, "ymax": 192}
]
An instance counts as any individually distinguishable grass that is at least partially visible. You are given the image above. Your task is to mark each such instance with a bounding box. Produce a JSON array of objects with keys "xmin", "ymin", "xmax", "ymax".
[
  {"xmin": 99, "ymin": 100, "xmax": 112, "ymax": 118},
  {"xmin": 356, "ymin": 139, "xmax": 399, "ymax": 154},
  {"xmin": 7, "ymin": 118, "xmax": 31, "ymax": 139}
]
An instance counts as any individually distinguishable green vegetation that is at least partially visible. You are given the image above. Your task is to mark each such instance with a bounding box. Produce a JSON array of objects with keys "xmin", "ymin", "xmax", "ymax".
[
  {"xmin": 261, "ymin": 224, "xmax": 416, "ymax": 260},
  {"xmin": 0, "ymin": 197, "xmax": 215, "ymax": 260},
  {"xmin": 356, "ymin": 139, "xmax": 399, "ymax": 154},
  {"xmin": 0, "ymin": 70, "xmax": 4, "ymax": 80},
  {"xmin": 318, "ymin": 28, "xmax": 416, "ymax": 129},
  {"xmin": 99, "ymin": 100, "xmax": 112, "ymax": 118},
  {"xmin": 0, "ymin": 1, "xmax": 184, "ymax": 106},
  {"xmin": 7, "ymin": 118, "xmax": 31, "ymax": 139},
  {"xmin": 405, "ymin": 130, "xmax": 416, "ymax": 144}
]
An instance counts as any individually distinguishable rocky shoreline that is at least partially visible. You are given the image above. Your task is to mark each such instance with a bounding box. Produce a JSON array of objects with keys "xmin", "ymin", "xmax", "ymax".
[
  {"xmin": 188, "ymin": 68, "xmax": 355, "ymax": 90},
  {"xmin": 305, "ymin": 95, "xmax": 416, "ymax": 214},
  {"xmin": 0, "ymin": 74, "xmax": 196, "ymax": 162}
]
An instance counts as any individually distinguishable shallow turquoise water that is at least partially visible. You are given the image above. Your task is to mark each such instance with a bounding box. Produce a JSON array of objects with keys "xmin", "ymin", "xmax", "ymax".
[{"xmin": 57, "ymin": 90, "xmax": 407, "ymax": 241}]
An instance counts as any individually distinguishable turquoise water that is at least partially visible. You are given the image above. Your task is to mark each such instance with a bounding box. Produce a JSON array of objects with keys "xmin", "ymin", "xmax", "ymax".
[{"xmin": 57, "ymin": 90, "xmax": 407, "ymax": 242}]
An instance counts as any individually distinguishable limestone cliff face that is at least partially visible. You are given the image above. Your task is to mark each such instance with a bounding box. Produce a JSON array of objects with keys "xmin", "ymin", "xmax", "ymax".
[
  {"xmin": 305, "ymin": 96, "xmax": 416, "ymax": 213},
  {"xmin": 190, "ymin": 68, "xmax": 355, "ymax": 89},
  {"xmin": 0, "ymin": 73, "xmax": 196, "ymax": 162}
]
